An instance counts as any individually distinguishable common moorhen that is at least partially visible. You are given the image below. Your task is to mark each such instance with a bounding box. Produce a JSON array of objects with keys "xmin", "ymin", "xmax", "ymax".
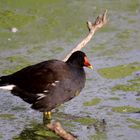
[{"xmin": 0, "ymin": 51, "xmax": 92, "ymax": 120}]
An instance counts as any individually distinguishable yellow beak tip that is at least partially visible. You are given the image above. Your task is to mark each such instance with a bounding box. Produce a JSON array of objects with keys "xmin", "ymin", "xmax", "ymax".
[{"xmin": 88, "ymin": 65, "xmax": 93, "ymax": 69}]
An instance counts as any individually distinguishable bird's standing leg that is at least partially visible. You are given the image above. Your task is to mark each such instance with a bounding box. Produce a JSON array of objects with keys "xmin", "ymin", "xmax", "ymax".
[{"xmin": 43, "ymin": 111, "xmax": 52, "ymax": 124}]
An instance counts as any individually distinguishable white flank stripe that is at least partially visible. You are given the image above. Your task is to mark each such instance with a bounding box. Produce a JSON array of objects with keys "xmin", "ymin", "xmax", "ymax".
[
  {"xmin": 51, "ymin": 83, "xmax": 56, "ymax": 86},
  {"xmin": 37, "ymin": 93, "xmax": 46, "ymax": 100},
  {"xmin": 44, "ymin": 90, "xmax": 49, "ymax": 93},
  {"xmin": 0, "ymin": 85, "xmax": 15, "ymax": 90}
]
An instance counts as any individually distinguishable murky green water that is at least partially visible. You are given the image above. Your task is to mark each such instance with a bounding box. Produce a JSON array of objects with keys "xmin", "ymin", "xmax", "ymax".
[{"xmin": 0, "ymin": 0, "xmax": 140, "ymax": 140}]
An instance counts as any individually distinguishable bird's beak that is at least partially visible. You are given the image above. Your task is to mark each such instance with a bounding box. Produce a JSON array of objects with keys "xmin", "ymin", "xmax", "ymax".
[
  {"xmin": 84, "ymin": 56, "xmax": 93, "ymax": 69},
  {"xmin": 87, "ymin": 65, "xmax": 93, "ymax": 69}
]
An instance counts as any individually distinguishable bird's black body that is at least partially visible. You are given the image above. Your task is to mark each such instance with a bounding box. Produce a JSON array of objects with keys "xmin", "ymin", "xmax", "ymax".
[{"xmin": 0, "ymin": 51, "xmax": 91, "ymax": 112}]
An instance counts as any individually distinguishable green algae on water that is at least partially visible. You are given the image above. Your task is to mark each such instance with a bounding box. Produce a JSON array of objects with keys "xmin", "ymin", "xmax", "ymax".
[
  {"xmin": 136, "ymin": 98, "xmax": 140, "ymax": 101},
  {"xmin": 2, "ymin": 64, "xmax": 30, "ymax": 75},
  {"xmin": 63, "ymin": 122, "xmax": 76, "ymax": 127},
  {"xmin": 6, "ymin": 55, "xmax": 31, "ymax": 64},
  {"xmin": 109, "ymin": 97, "xmax": 120, "ymax": 100},
  {"xmin": 117, "ymin": 30, "xmax": 131, "ymax": 40},
  {"xmin": 112, "ymin": 106, "xmax": 140, "ymax": 113},
  {"xmin": 74, "ymin": 117, "xmax": 96, "ymax": 125},
  {"xmin": 127, "ymin": 118, "xmax": 140, "ymax": 130},
  {"xmin": 89, "ymin": 132, "xmax": 107, "ymax": 140},
  {"xmin": 12, "ymin": 106, "xmax": 27, "ymax": 111},
  {"xmin": 112, "ymin": 84, "xmax": 140, "ymax": 92},
  {"xmin": 0, "ymin": 134, "xmax": 3, "ymax": 139},
  {"xmin": 14, "ymin": 122, "xmax": 62, "ymax": 140},
  {"xmin": 2, "ymin": 55, "xmax": 32, "ymax": 74},
  {"xmin": 100, "ymin": 24, "xmax": 117, "ymax": 33},
  {"xmin": 88, "ymin": 119, "xmax": 107, "ymax": 140},
  {"xmin": 129, "ymin": 76, "xmax": 140, "ymax": 84},
  {"xmin": 98, "ymin": 63, "xmax": 140, "ymax": 79},
  {"xmin": 86, "ymin": 78, "xmax": 93, "ymax": 81},
  {"xmin": 34, "ymin": 130, "xmax": 59, "ymax": 138},
  {"xmin": 0, "ymin": 114, "xmax": 16, "ymax": 120},
  {"xmin": 0, "ymin": 10, "xmax": 35, "ymax": 28},
  {"xmin": 50, "ymin": 47, "xmax": 64, "ymax": 54},
  {"xmin": 112, "ymin": 76, "xmax": 140, "ymax": 92},
  {"xmin": 83, "ymin": 98, "xmax": 102, "ymax": 106}
]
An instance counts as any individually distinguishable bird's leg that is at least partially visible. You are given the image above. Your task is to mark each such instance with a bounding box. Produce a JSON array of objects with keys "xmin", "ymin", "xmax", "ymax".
[{"xmin": 43, "ymin": 111, "xmax": 52, "ymax": 124}]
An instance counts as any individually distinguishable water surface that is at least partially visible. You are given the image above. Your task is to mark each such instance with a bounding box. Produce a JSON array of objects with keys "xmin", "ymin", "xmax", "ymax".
[{"xmin": 0, "ymin": 0, "xmax": 140, "ymax": 140}]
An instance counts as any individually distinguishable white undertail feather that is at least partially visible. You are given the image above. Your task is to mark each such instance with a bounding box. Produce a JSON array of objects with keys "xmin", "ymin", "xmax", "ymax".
[{"xmin": 0, "ymin": 85, "xmax": 15, "ymax": 90}]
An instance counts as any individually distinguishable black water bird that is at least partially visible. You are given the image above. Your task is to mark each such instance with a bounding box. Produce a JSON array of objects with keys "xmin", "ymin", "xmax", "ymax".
[{"xmin": 0, "ymin": 51, "xmax": 93, "ymax": 120}]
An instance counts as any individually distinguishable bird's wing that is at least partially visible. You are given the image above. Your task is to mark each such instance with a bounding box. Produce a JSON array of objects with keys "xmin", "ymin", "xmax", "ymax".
[{"xmin": 10, "ymin": 60, "xmax": 65, "ymax": 93}]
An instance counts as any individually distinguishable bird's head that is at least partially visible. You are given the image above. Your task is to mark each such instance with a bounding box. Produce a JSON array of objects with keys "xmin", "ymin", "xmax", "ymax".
[{"xmin": 66, "ymin": 51, "xmax": 93, "ymax": 69}]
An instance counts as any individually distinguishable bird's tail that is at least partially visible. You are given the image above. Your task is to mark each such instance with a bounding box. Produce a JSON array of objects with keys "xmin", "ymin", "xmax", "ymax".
[
  {"xmin": 0, "ymin": 76, "xmax": 10, "ymax": 86},
  {"xmin": 0, "ymin": 75, "xmax": 15, "ymax": 90}
]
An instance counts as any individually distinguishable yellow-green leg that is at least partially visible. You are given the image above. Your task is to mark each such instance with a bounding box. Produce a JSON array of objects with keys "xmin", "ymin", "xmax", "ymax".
[{"xmin": 43, "ymin": 111, "xmax": 52, "ymax": 124}]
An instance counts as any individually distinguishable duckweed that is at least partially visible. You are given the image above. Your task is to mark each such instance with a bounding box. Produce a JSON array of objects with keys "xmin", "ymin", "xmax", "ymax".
[
  {"xmin": 117, "ymin": 30, "xmax": 131, "ymax": 39},
  {"xmin": 136, "ymin": 98, "xmax": 140, "ymax": 101},
  {"xmin": 6, "ymin": 55, "xmax": 29, "ymax": 63},
  {"xmin": 14, "ymin": 122, "xmax": 62, "ymax": 140},
  {"xmin": 50, "ymin": 47, "xmax": 64, "ymax": 54},
  {"xmin": 100, "ymin": 24, "xmax": 117, "ymax": 32},
  {"xmin": 34, "ymin": 130, "xmax": 59, "ymax": 138},
  {"xmin": 98, "ymin": 63, "xmax": 140, "ymax": 79},
  {"xmin": 0, "ymin": 134, "xmax": 3, "ymax": 139},
  {"xmin": 127, "ymin": 118, "xmax": 140, "ymax": 130},
  {"xmin": 89, "ymin": 132, "xmax": 107, "ymax": 140},
  {"xmin": 2, "ymin": 64, "xmax": 29, "ymax": 75},
  {"xmin": 83, "ymin": 98, "xmax": 102, "ymax": 106},
  {"xmin": 12, "ymin": 106, "xmax": 27, "ymax": 111},
  {"xmin": 74, "ymin": 117, "xmax": 96, "ymax": 125},
  {"xmin": 63, "ymin": 122, "xmax": 76, "ymax": 127},
  {"xmin": 129, "ymin": 76, "xmax": 140, "ymax": 83},
  {"xmin": 0, "ymin": 114, "xmax": 16, "ymax": 120},
  {"xmin": 2, "ymin": 55, "xmax": 32, "ymax": 74},
  {"xmin": 0, "ymin": 10, "xmax": 35, "ymax": 28},
  {"xmin": 112, "ymin": 76, "xmax": 140, "ymax": 92},
  {"xmin": 112, "ymin": 84, "xmax": 140, "ymax": 92},
  {"xmin": 109, "ymin": 97, "xmax": 120, "ymax": 100},
  {"xmin": 112, "ymin": 106, "xmax": 140, "ymax": 113}
]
